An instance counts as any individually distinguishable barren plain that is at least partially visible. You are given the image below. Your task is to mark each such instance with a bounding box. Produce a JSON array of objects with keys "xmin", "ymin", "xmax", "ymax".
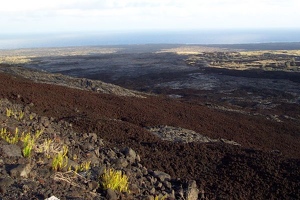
[{"xmin": 2, "ymin": 43, "xmax": 300, "ymax": 122}]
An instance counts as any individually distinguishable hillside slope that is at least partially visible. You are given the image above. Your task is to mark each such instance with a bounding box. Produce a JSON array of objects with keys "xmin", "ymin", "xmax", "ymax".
[{"xmin": 0, "ymin": 66, "xmax": 299, "ymax": 199}]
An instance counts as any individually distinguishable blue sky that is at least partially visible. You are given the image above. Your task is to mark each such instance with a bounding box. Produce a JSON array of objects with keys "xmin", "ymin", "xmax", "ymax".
[{"xmin": 1, "ymin": 0, "xmax": 300, "ymax": 34}]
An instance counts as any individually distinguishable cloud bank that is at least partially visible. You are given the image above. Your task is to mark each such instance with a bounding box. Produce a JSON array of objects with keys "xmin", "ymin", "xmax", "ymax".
[{"xmin": 1, "ymin": 0, "xmax": 300, "ymax": 33}]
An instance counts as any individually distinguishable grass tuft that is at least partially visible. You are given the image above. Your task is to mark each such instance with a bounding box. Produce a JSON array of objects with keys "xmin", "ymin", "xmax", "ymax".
[
  {"xmin": 20, "ymin": 132, "xmax": 35, "ymax": 157},
  {"xmin": 6, "ymin": 108, "xmax": 13, "ymax": 118},
  {"xmin": 79, "ymin": 161, "xmax": 91, "ymax": 172},
  {"xmin": 52, "ymin": 145, "xmax": 69, "ymax": 171},
  {"xmin": 101, "ymin": 168, "xmax": 129, "ymax": 193},
  {"xmin": 0, "ymin": 127, "xmax": 19, "ymax": 144},
  {"xmin": 18, "ymin": 111, "xmax": 25, "ymax": 121}
]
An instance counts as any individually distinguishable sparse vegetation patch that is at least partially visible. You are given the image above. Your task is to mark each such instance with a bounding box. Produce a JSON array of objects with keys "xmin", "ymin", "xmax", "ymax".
[{"xmin": 101, "ymin": 168, "xmax": 130, "ymax": 193}]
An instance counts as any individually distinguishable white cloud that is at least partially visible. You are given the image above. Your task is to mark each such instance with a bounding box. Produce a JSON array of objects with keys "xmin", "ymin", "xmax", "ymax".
[{"xmin": 0, "ymin": 0, "xmax": 299, "ymax": 33}]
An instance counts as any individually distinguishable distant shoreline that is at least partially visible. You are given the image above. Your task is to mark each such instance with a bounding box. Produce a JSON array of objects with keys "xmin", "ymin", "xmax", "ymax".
[
  {"xmin": 1, "ymin": 29, "xmax": 300, "ymax": 49},
  {"xmin": 1, "ymin": 43, "xmax": 300, "ymax": 55}
]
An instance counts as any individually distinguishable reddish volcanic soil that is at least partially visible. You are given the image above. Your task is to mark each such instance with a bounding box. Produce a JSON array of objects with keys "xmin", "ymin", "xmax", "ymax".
[{"xmin": 0, "ymin": 72, "xmax": 300, "ymax": 199}]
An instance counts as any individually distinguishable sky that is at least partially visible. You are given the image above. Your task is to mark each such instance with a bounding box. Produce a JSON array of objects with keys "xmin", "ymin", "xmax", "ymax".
[{"xmin": 1, "ymin": 0, "xmax": 300, "ymax": 34}]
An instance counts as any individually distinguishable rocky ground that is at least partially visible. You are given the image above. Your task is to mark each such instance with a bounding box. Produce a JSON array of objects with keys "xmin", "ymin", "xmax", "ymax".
[
  {"xmin": 0, "ymin": 65, "xmax": 205, "ymax": 200},
  {"xmin": 0, "ymin": 97, "xmax": 186, "ymax": 200},
  {"xmin": 0, "ymin": 63, "xmax": 300, "ymax": 199}
]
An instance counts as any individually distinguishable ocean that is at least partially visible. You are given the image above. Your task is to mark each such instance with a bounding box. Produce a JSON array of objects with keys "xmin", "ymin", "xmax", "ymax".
[{"xmin": 1, "ymin": 29, "xmax": 300, "ymax": 49}]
